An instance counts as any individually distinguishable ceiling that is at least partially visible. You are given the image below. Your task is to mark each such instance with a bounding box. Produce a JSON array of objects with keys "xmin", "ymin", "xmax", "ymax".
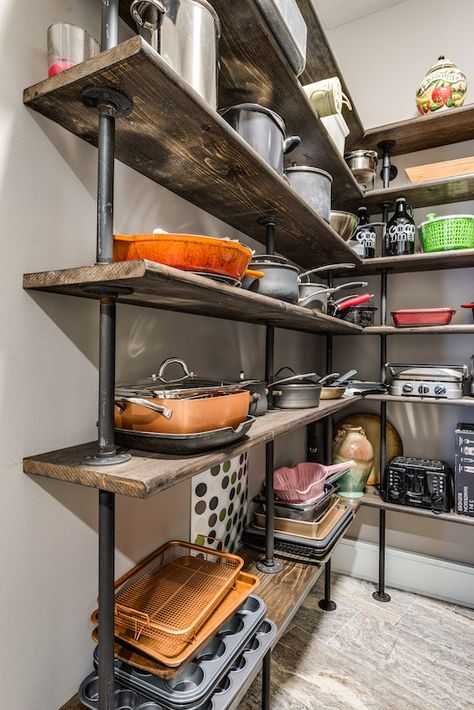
[{"xmin": 311, "ymin": 0, "xmax": 408, "ymax": 29}]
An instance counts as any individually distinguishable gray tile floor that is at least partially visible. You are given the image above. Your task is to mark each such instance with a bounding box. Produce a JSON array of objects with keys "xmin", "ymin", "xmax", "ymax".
[{"xmin": 239, "ymin": 573, "xmax": 474, "ymax": 709}]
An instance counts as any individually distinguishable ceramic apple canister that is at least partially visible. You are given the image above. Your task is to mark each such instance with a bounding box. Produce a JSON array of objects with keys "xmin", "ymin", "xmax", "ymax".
[
  {"xmin": 332, "ymin": 425, "xmax": 374, "ymax": 498},
  {"xmin": 416, "ymin": 55, "xmax": 467, "ymax": 115}
]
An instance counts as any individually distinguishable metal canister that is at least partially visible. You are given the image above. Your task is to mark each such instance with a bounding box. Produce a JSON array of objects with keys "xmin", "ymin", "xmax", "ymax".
[{"xmin": 131, "ymin": 0, "xmax": 221, "ymax": 109}]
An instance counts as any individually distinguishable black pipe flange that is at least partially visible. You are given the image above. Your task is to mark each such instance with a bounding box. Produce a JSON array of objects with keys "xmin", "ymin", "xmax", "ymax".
[{"xmin": 81, "ymin": 86, "xmax": 133, "ymax": 117}]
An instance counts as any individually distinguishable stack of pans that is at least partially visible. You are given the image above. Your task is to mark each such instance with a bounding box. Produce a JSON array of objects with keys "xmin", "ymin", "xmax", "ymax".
[{"xmin": 79, "ymin": 540, "xmax": 276, "ymax": 709}]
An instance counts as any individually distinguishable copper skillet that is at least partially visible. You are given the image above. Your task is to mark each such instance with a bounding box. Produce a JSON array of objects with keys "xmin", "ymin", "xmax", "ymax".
[{"xmin": 114, "ymin": 358, "xmax": 255, "ymax": 435}]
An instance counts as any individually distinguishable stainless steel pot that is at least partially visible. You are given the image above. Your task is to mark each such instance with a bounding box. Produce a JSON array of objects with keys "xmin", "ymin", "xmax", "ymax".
[
  {"xmin": 268, "ymin": 368, "xmax": 336, "ymax": 408},
  {"xmin": 285, "ymin": 166, "xmax": 333, "ymax": 222},
  {"xmin": 219, "ymin": 104, "xmax": 300, "ymax": 175},
  {"xmin": 298, "ymin": 280, "xmax": 368, "ymax": 312},
  {"xmin": 242, "ymin": 255, "xmax": 299, "ymax": 304},
  {"xmin": 130, "ymin": 0, "xmax": 221, "ymax": 109},
  {"xmin": 344, "ymin": 149, "xmax": 378, "ymax": 190}
]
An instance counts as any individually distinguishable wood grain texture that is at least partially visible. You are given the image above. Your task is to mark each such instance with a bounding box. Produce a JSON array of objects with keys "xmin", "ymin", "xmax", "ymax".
[
  {"xmin": 24, "ymin": 37, "xmax": 360, "ymax": 269},
  {"xmin": 359, "ymin": 104, "xmax": 474, "ymax": 156},
  {"xmin": 345, "ymin": 174, "xmax": 474, "ymax": 212},
  {"xmin": 364, "ymin": 394, "xmax": 474, "ymax": 407},
  {"xmin": 119, "ymin": 0, "xmax": 363, "ymax": 203},
  {"xmin": 23, "ymin": 260, "xmax": 363, "ymax": 335},
  {"xmin": 361, "ymin": 486, "xmax": 474, "ymax": 527},
  {"xmin": 23, "ymin": 397, "xmax": 362, "ymax": 499},
  {"xmin": 351, "ymin": 249, "xmax": 474, "ymax": 276},
  {"xmin": 296, "ymin": 0, "xmax": 364, "ymax": 146},
  {"xmin": 405, "ymin": 156, "xmax": 474, "ymax": 184},
  {"xmin": 365, "ymin": 325, "xmax": 474, "ymax": 335}
]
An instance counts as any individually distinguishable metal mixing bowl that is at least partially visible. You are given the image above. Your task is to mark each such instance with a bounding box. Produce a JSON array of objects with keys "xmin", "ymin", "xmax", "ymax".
[{"xmin": 330, "ymin": 210, "xmax": 358, "ymax": 241}]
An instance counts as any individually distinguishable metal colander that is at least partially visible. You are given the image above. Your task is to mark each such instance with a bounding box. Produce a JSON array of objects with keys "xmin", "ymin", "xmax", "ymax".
[
  {"xmin": 113, "ymin": 541, "xmax": 242, "ymax": 655},
  {"xmin": 419, "ymin": 214, "xmax": 474, "ymax": 252}
]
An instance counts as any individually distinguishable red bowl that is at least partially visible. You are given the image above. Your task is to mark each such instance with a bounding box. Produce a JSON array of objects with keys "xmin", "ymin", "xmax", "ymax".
[
  {"xmin": 391, "ymin": 308, "xmax": 456, "ymax": 327},
  {"xmin": 461, "ymin": 303, "xmax": 474, "ymax": 320}
]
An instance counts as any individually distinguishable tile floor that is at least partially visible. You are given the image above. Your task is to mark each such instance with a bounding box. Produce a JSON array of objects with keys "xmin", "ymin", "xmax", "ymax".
[{"xmin": 239, "ymin": 573, "xmax": 474, "ymax": 709}]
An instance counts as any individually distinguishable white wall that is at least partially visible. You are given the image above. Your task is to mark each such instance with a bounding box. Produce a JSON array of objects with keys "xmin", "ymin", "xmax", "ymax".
[
  {"xmin": 318, "ymin": 0, "xmax": 474, "ymax": 568},
  {"xmin": 1, "ymin": 1, "xmax": 321, "ymax": 707}
]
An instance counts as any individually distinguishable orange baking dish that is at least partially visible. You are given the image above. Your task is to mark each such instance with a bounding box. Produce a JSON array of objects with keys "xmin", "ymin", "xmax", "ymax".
[{"xmin": 113, "ymin": 233, "xmax": 258, "ymax": 281}]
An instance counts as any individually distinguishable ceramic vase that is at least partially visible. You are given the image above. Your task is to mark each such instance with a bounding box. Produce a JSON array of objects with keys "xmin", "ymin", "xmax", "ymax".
[
  {"xmin": 416, "ymin": 56, "xmax": 467, "ymax": 115},
  {"xmin": 332, "ymin": 425, "xmax": 374, "ymax": 498}
]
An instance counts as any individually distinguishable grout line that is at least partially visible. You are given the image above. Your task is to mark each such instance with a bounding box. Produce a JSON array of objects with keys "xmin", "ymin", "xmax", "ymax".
[{"xmin": 326, "ymin": 609, "xmax": 361, "ymax": 643}]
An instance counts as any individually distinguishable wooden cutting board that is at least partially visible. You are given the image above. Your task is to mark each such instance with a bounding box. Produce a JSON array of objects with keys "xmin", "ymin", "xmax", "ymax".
[
  {"xmin": 405, "ymin": 156, "xmax": 474, "ymax": 183},
  {"xmin": 334, "ymin": 412, "xmax": 403, "ymax": 486}
]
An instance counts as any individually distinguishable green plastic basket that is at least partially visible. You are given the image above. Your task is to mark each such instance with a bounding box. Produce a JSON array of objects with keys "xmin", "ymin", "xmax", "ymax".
[{"xmin": 419, "ymin": 213, "xmax": 474, "ymax": 252}]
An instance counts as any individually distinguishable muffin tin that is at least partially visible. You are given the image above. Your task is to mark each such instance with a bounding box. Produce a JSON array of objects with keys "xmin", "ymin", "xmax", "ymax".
[
  {"xmin": 79, "ymin": 617, "xmax": 276, "ymax": 710},
  {"xmin": 93, "ymin": 596, "xmax": 265, "ymax": 708}
]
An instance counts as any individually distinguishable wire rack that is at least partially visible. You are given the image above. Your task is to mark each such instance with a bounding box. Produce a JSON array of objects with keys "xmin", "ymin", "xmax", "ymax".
[{"xmin": 113, "ymin": 541, "xmax": 243, "ymax": 656}]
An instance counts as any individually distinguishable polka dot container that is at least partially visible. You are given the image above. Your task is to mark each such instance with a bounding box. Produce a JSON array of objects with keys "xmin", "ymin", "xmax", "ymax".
[{"xmin": 191, "ymin": 452, "xmax": 249, "ymax": 553}]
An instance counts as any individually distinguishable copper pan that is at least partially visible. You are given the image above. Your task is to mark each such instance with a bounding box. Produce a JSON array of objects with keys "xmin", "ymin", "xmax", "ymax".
[{"xmin": 114, "ymin": 390, "xmax": 252, "ymax": 435}]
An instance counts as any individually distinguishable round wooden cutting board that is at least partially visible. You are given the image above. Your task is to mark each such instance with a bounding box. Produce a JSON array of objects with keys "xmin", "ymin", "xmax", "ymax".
[{"xmin": 334, "ymin": 412, "xmax": 403, "ymax": 485}]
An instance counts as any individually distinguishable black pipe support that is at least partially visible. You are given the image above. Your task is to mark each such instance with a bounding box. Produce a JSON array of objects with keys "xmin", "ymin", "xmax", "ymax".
[
  {"xmin": 98, "ymin": 490, "xmax": 116, "ymax": 710},
  {"xmin": 318, "ymin": 558, "xmax": 337, "ymax": 611},
  {"xmin": 373, "ymin": 509, "xmax": 391, "ymax": 602},
  {"xmin": 261, "ymin": 649, "xmax": 272, "ymax": 709}
]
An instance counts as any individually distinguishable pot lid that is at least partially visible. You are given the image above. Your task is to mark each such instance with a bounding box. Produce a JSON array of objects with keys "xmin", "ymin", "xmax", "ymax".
[
  {"xmin": 219, "ymin": 103, "xmax": 286, "ymax": 133},
  {"xmin": 116, "ymin": 358, "xmax": 244, "ymax": 399},
  {"xmin": 251, "ymin": 254, "xmax": 288, "ymax": 264},
  {"xmin": 285, "ymin": 165, "xmax": 333, "ymax": 182},
  {"xmin": 395, "ymin": 366, "xmax": 464, "ymax": 382}
]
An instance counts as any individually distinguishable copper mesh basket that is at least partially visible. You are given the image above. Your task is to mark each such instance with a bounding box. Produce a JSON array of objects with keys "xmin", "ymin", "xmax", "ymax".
[{"xmin": 113, "ymin": 541, "xmax": 243, "ymax": 657}]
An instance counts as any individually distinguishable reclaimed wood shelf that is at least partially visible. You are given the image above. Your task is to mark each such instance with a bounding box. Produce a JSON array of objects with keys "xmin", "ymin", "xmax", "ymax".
[
  {"xmin": 361, "ymin": 486, "xmax": 474, "ymax": 527},
  {"xmin": 24, "ymin": 38, "xmax": 359, "ymax": 270},
  {"xmin": 364, "ymin": 394, "xmax": 474, "ymax": 407},
  {"xmin": 365, "ymin": 324, "xmax": 474, "ymax": 335},
  {"xmin": 357, "ymin": 174, "xmax": 474, "ymax": 212},
  {"xmin": 117, "ymin": 1, "xmax": 363, "ymax": 205},
  {"xmin": 353, "ymin": 249, "xmax": 474, "ymax": 276},
  {"xmin": 23, "ymin": 260, "xmax": 363, "ymax": 336},
  {"xmin": 24, "ymin": 397, "xmax": 362, "ymax": 499},
  {"xmin": 60, "ymin": 543, "xmax": 327, "ymax": 710},
  {"xmin": 359, "ymin": 104, "xmax": 474, "ymax": 156}
]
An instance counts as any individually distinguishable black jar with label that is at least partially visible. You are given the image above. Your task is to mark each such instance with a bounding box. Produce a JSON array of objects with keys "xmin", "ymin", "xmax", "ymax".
[
  {"xmin": 385, "ymin": 197, "xmax": 416, "ymax": 256},
  {"xmin": 352, "ymin": 206, "xmax": 376, "ymax": 258}
]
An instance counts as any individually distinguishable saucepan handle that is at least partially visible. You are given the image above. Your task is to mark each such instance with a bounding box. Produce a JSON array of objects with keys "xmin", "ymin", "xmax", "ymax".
[
  {"xmin": 154, "ymin": 357, "xmax": 193, "ymax": 383},
  {"xmin": 114, "ymin": 397, "xmax": 173, "ymax": 420}
]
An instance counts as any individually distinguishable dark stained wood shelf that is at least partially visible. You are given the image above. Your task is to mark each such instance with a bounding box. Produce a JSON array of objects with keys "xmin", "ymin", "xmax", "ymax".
[
  {"xmin": 361, "ymin": 486, "xmax": 474, "ymax": 527},
  {"xmin": 24, "ymin": 37, "xmax": 361, "ymax": 270},
  {"xmin": 24, "ymin": 397, "xmax": 362, "ymax": 499},
  {"xmin": 297, "ymin": 0, "xmax": 364, "ymax": 146},
  {"xmin": 118, "ymin": 1, "xmax": 364, "ymax": 206},
  {"xmin": 353, "ymin": 249, "xmax": 474, "ymax": 276},
  {"xmin": 23, "ymin": 260, "xmax": 363, "ymax": 335},
  {"xmin": 359, "ymin": 104, "xmax": 474, "ymax": 156},
  {"xmin": 365, "ymin": 324, "xmax": 474, "ymax": 335},
  {"xmin": 364, "ymin": 394, "xmax": 474, "ymax": 407}
]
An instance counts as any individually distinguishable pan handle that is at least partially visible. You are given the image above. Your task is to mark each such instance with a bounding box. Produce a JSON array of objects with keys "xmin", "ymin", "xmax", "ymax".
[
  {"xmin": 130, "ymin": 0, "xmax": 166, "ymax": 30},
  {"xmin": 319, "ymin": 372, "xmax": 340, "ymax": 385},
  {"xmin": 299, "ymin": 263, "xmax": 356, "ymax": 282},
  {"xmin": 153, "ymin": 358, "xmax": 194, "ymax": 383},
  {"xmin": 114, "ymin": 397, "xmax": 173, "ymax": 420},
  {"xmin": 244, "ymin": 269, "xmax": 264, "ymax": 280},
  {"xmin": 331, "ymin": 281, "xmax": 369, "ymax": 293}
]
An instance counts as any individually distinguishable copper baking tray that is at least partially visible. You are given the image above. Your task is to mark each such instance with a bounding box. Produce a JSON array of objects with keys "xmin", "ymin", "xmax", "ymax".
[
  {"xmin": 254, "ymin": 499, "xmax": 346, "ymax": 540},
  {"xmin": 91, "ymin": 571, "xmax": 259, "ymax": 673}
]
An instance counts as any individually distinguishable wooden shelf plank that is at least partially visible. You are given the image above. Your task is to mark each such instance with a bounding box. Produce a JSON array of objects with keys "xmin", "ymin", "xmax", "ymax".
[
  {"xmin": 365, "ymin": 324, "xmax": 474, "ymax": 335},
  {"xmin": 23, "ymin": 261, "xmax": 363, "ymax": 336},
  {"xmin": 23, "ymin": 397, "xmax": 361, "ymax": 499},
  {"xmin": 353, "ymin": 249, "xmax": 474, "ymax": 276},
  {"xmin": 297, "ymin": 0, "xmax": 364, "ymax": 147},
  {"xmin": 357, "ymin": 174, "xmax": 474, "ymax": 212},
  {"xmin": 117, "ymin": 1, "xmax": 363, "ymax": 206},
  {"xmin": 361, "ymin": 486, "xmax": 474, "ymax": 527},
  {"xmin": 364, "ymin": 394, "xmax": 474, "ymax": 407},
  {"xmin": 359, "ymin": 104, "xmax": 474, "ymax": 156},
  {"xmin": 24, "ymin": 38, "xmax": 359, "ymax": 270}
]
